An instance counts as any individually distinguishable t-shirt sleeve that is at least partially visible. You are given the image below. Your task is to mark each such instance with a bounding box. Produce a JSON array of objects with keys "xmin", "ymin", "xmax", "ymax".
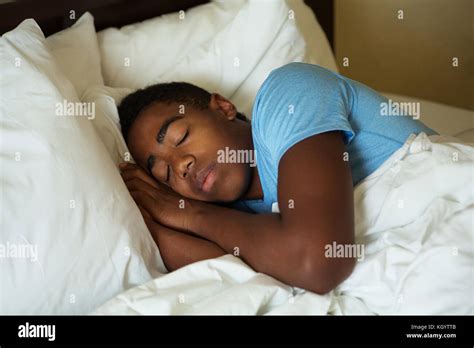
[{"xmin": 252, "ymin": 63, "xmax": 355, "ymax": 165}]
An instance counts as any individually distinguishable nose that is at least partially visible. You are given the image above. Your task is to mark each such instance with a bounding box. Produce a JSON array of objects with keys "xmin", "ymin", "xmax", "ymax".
[{"xmin": 174, "ymin": 154, "xmax": 195, "ymax": 179}]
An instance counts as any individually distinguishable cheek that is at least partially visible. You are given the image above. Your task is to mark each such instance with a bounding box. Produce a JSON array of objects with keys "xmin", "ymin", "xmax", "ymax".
[
  {"xmin": 216, "ymin": 163, "xmax": 250, "ymax": 201},
  {"xmin": 196, "ymin": 121, "xmax": 233, "ymax": 156}
]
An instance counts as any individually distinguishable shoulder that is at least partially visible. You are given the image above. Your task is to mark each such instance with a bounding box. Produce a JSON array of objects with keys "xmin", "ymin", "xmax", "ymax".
[
  {"xmin": 251, "ymin": 63, "xmax": 355, "ymax": 160},
  {"xmin": 251, "ymin": 63, "xmax": 345, "ymax": 130},
  {"xmin": 266, "ymin": 62, "xmax": 340, "ymax": 87},
  {"xmin": 253, "ymin": 63, "xmax": 343, "ymax": 114}
]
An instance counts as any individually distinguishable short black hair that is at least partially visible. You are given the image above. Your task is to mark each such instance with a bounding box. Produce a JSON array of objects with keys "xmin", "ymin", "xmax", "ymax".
[{"xmin": 118, "ymin": 82, "xmax": 248, "ymax": 143}]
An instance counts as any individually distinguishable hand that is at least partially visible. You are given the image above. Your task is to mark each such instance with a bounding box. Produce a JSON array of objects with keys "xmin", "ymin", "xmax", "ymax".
[{"xmin": 119, "ymin": 162, "xmax": 196, "ymax": 232}]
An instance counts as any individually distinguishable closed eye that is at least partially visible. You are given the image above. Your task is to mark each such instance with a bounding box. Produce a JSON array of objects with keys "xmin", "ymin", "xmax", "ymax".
[
  {"xmin": 146, "ymin": 155, "xmax": 170, "ymax": 183},
  {"xmin": 146, "ymin": 155, "xmax": 155, "ymax": 174},
  {"xmin": 177, "ymin": 130, "xmax": 189, "ymax": 146}
]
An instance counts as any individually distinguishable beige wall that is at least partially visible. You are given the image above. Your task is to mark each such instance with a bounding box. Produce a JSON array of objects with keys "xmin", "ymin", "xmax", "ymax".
[{"xmin": 335, "ymin": 0, "xmax": 473, "ymax": 110}]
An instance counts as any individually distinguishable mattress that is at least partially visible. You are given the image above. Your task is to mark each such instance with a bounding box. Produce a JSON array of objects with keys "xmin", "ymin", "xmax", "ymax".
[{"xmin": 383, "ymin": 92, "xmax": 474, "ymax": 143}]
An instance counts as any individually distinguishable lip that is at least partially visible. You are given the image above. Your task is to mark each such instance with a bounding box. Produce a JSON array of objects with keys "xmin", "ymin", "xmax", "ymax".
[{"xmin": 196, "ymin": 162, "xmax": 217, "ymax": 193}]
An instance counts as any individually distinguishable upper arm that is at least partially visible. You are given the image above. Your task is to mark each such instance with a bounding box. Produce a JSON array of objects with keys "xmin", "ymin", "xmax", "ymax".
[{"xmin": 277, "ymin": 131, "xmax": 355, "ymax": 292}]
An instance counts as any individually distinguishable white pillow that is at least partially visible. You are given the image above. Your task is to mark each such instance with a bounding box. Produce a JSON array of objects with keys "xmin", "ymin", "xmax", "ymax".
[
  {"xmin": 82, "ymin": 85, "xmax": 132, "ymax": 163},
  {"xmin": 0, "ymin": 19, "xmax": 166, "ymax": 314},
  {"xmin": 97, "ymin": 0, "xmax": 337, "ymax": 117},
  {"xmin": 46, "ymin": 12, "xmax": 104, "ymax": 98},
  {"xmin": 97, "ymin": 0, "xmax": 246, "ymax": 88}
]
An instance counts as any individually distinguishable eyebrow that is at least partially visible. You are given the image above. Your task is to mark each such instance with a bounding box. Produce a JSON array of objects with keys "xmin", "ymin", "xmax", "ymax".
[{"xmin": 157, "ymin": 115, "xmax": 183, "ymax": 144}]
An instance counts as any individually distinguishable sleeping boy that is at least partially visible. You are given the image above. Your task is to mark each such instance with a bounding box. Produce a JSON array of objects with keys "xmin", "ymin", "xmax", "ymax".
[{"xmin": 118, "ymin": 63, "xmax": 436, "ymax": 294}]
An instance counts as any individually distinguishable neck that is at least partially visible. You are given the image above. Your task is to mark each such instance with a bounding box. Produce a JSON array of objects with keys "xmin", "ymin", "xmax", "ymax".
[
  {"xmin": 241, "ymin": 165, "xmax": 263, "ymax": 200},
  {"xmin": 239, "ymin": 122, "xmax": 263, "ymax": 201}
]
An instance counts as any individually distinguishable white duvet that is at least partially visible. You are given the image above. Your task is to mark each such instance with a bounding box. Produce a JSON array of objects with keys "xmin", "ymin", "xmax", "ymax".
[{"xmin": 95, "ymin": 132, "xmax": 474, "ymax": 315}]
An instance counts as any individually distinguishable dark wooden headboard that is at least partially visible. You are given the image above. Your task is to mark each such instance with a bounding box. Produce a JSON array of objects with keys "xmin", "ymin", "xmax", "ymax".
[{"xmin": 0, "ymin": 0, "xmax": 334, "ymax": 48}]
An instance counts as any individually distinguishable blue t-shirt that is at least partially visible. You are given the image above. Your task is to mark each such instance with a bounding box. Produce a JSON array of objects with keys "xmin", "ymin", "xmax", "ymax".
[{"xmin": 234, "ymin": 63, "xmax": 436, "ymax": 214}]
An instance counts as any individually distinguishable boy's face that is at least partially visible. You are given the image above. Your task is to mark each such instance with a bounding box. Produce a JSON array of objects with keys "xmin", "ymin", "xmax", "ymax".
[{"xmin": 126, "ymin": 95, "xmax": 252, "ymax": 202}]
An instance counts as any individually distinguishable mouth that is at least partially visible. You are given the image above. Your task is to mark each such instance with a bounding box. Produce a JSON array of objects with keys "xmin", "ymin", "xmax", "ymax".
[{"xmin": 196, "ymin": 162, "xmax": 217, "ymax": 193}]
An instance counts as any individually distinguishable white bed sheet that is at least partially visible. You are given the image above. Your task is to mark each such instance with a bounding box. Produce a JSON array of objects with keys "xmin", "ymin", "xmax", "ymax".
[{"xmin": 95, "ymin": 132, "xmax": 473, "ymax": 315}]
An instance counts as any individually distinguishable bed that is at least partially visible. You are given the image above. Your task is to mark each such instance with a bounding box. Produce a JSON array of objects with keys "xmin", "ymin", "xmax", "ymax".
[{"xmin": 1, "ymin": 0, "xmax": 472, "ymax": 315}]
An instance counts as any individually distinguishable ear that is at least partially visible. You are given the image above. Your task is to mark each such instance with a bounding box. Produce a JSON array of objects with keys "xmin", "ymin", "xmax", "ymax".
[{"xmin": 209, "ymin": 93, "xmax": 237, "ymax": 120}]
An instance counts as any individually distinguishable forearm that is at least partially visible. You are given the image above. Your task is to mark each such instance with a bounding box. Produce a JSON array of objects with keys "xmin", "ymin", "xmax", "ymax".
[
  {"xmin": 187, "ymin": 201, "xmax": 354, "ymax": 294},
  {"xmin": 148, "ymin": 220, "xmax": 227, "ymax": 272},
  {"xmin": 190, "ymin": 202, "xmax": 312, "ymax": 287}
]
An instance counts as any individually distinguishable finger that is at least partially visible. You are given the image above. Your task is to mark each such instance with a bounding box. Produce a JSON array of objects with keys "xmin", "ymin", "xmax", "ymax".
[
  {"xmin": 138, "ymin": 204, "xmax": 152, "ymax": 220},
  {"xmin": 119, "ymin": 162, "xmax": 139, "ymax": 172},
  {"xmin": 119, "ymin": 163, "xmax": 173, "ymax": 193},
  {"xmin": 122, "ymin": 170, "xmax": 159, "ymax": 189},
  {"xmin": 130, "ymin": 190, "xmax": 157, "ymax": 218},
  {"xmin": 119, "ymin": 161, "xmax": 139, "ymax": 170},
  {"xmin": 130, "ymin": 190, "xmax": 168, "ymax": 227},
  {"xmin": 142, "ymin": 213, "xmax": 156, "ymax": 232},
  {"xmin": 125, "ymin": 178, "xmax": 158, "ymax": 199},
  {"xmin": 137, "ymin": 203, "xmax": 154, "ymax": 229},
  {"xmin": 121, "ymin": 166, "xmax": 160, "ymax": 189},
  {"xmin": 119, "ymin": 163, "xmax": 141, "ymax": 176}
]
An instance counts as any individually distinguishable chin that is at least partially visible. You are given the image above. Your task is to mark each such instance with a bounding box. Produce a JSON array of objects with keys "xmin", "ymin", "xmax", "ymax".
[
  {"xmin": 217, "ymin": 168, "xmax": 250, "ymax": 202},
  {"xmin": 219, "ymin": 189, "xmax": 244, "ymax": 203}
]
